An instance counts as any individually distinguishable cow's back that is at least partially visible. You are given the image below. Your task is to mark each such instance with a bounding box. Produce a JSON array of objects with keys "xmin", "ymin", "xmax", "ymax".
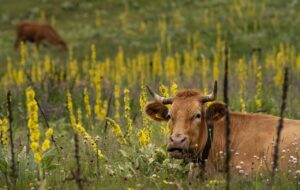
[
  {"xmin": 16, "ymin": 22, "xmax": 43, "ymax": 40},
  {"xmin": 210, "ymin": 112, "xmax": 300, "ymax": 173}
]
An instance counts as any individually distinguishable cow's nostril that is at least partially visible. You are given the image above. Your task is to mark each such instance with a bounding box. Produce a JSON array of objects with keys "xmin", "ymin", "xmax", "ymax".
[{"xmin": 169, "ymin": 134, "xmax": 187, "ymax": 145}]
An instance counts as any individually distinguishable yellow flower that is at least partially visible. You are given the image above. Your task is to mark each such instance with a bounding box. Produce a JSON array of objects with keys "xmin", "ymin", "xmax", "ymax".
[
  {"xmin": 114, "ymin": 84, "xmax": 120, "ymax": 120},
  {"xmin": 45, "ymin": 128, "xmax": 53, "ymax": 139},
  {"xmin": 66, "ymin": 91, "xmax": 77, "ymax": 129},
  {"xmin": 91, "ymin": 44, "xmax": 97, "ymax": 65},
  {"xmin": 34, "ymin": 152, "xmax": 42, "ymax": 162},
  {"xmin": 139, "ymin": 83, "xmax": 148, "ymax": 112},
  {"xmin": 83, "ymin": 88, "xmax": 93, "ymax": 129},
  {"xmin": 30, "ymin": 131, "xmax": 40, "ymax": 142},
  {"xmin": 41, "ymin": 139, "xmax": 50, "ymax": 152},
  {"xmin": 26, "ymin": 88, "xmax": 35, "ymax": 100},
  {"xmin": 30, "ymin": 142, "xmax": 39, "ymax": 151},
  {"xmin": 240, "ymin": 98, "xmax": 246, "ymax": 113},
  {"xmin": 106, "ymin": 117, "xmax": 127, "ymax": 145},
  {"xmin": 159, "ymin": 84, "xmax": 169, "ymax": 97},
  {"xmin": 165, "ymin": 56, "xmax": 175, "ymax": 79},
  {"xmin": 124, "ymin": 88, "xmax": 132, "ymax": 133},
  {"xmin": 255, "ymin": 66, "xmax": 262, "ymax": 109},
  {"xmin": 97, "ymin": 150, "xmax": 104, "ymax": 158},
  {"xmin": 137, "ymin": 127, "xmax": 151, "ymax": 147},
  {"xmin": 0, "ymin": 118, "xmax": 9, "ymax": 145},
  {"xmin": 170, "ymin": 82, "xmax": 178, "ymax": 96}
]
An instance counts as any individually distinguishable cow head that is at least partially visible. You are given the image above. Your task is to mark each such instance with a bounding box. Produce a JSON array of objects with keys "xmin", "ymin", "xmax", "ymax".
[
  {"xmin": 145, "ymin": 81, "xmax": 226, "ymax": 159},
  {"xmin": 56, "ymin": 40, "xmax": 68, "ymax": 51}
]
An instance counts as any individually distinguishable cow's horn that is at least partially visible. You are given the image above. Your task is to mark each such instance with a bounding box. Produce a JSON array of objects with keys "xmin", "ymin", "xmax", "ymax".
[
  {"xmin": 146, "ymin": 85, "xmax": 174, "ymax": 104},
  {"xmin": 201, "ymin": 80, "xmax": 217, "ymax": 103}
]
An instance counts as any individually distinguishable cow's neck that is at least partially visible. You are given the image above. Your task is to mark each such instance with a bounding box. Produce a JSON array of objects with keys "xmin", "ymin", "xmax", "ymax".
[{"xmin": 209, "ymin": 112, "xmax": 252, "ymax": 170}]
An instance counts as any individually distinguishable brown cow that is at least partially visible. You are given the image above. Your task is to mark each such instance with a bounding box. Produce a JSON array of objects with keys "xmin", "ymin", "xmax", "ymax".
[
  {"xmin": 145, "ymin": 81, "xmax": 300, "ymax": 176},
  {"xmin": 15, "ymin": 21, "xmax": 67, "ymax": 51}
]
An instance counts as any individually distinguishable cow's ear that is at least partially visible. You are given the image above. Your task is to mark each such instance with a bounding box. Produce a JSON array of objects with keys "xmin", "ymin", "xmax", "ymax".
[
  {"xmin": 144, "ymin": 101, "xmax": 169, "ymax": 122},
  {"xmin": 205, "ymin": 102, "xmax": 226, "ymax": 122}
]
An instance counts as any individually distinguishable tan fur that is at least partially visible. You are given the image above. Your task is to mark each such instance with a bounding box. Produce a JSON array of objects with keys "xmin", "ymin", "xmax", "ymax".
[
  {"xmin": 210, "ymin": 113, "xmax": 300, "ymax": 174},
  {"xmin": 15, "ymin": 21, "xmax": 67, "ymax": 51},
  {"xmin": 145, "ymin": 89, "xmax": 300, "ymax": 174},
  {"xmin": 175, "ymin": 89, "xmax": 202, "ymax": 98}
]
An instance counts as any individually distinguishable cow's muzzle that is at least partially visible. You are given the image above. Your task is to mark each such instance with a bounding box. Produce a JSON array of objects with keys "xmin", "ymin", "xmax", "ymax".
[{"xmin": 167, "ymin": 134, "xmax": 189, "ymax": 159}]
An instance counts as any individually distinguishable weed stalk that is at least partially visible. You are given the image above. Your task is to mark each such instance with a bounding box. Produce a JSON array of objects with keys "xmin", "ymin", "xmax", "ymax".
[
  {"xmin": 223, "ymin": 42, "xmax": 231, "ymax": 190},
  {"xmin": 7, "ymin": 91, "xmax": 17, "ymax": 190},
  {"xmin": 269, "ymin": 67, "xmax": 289, "ymax": 189}
]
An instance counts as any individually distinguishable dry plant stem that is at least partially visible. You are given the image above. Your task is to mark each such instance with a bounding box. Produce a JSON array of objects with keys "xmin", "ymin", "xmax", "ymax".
[
  {"xmin": 223, "ymin": 43, "xmax": 231, "ymax": 190},
  {"xmin": 74, "ymin": 133, "xmax": 83, "ymax": 190},
  {"xmin": 7, "ymin": 91, "xmax": 17, "ymax": 190},
  {"xmin": 34, "ymin": 97, "xmax": 60, "ymax": 153},
  {"xmin": 96, "ymin": 143, "xmax": 100, "ymax": 176},
  {"xmin": 3, "ymin": 167, "xmax": 10, "ymax": 190},
  {"xmin": 104, "ymin": 90, "xmax": 114, "ymax": 133},
  {"xmin": 269, "ymin": 67, "xmax": 289, "ymax": 189}
]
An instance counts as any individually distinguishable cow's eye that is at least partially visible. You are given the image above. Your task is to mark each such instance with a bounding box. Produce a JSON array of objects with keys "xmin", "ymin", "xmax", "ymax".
[
  {"xmin": 194, "ymin": 113, "xmax": 201, "ymax": 120},
  {"xmin": 166, "ymin": 113, "xmax": 171, "ymax": 120}
]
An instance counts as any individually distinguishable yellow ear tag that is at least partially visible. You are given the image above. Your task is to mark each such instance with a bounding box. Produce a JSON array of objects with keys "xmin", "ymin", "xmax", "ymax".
[
  {"xmin": 155, "ymin": 114, "xmax": 164, "ymax": 120},
  {"xmin": 207, "ymin": 101, "xmax": 212, "ymax": 107}
]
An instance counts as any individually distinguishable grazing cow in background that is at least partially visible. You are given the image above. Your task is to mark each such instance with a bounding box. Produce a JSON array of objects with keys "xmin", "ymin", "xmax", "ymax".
[
  {"xmin": 15, "ymin": 21, "xmax": 67, "ymax": 51},
  {"xmin": 145, "ymin": 81, "xmax": 300, "ymax": 176}
]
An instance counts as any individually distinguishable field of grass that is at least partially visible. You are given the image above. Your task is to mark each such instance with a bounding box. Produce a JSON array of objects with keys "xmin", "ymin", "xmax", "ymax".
[{"xmin": 0, "ymin": 0, "xmax": 300, "ymax": 189}]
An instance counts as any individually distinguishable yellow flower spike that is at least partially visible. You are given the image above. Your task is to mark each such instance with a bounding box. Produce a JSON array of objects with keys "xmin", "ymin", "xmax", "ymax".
[
  {"xmin": 66, "ymin": 91, "xmax": 77, "ymax": 129},
  {"xmin": 173, "ymin": 9, "xmax": 184, "ymax": 29},
  {"xmin": 30, "ymin": 131, "xmax": 40, "ymax": 142},
  {"xmin": 237, "ymin": 58, "xmax": 247, "ymax": 112},
  {"xmin": 77, "ymin": 108, "xmax": 83, "ymax": 126},
  {"xmin": 66, "ymin": 92, "xmax": 105, "ymax": 159},
  {"xmin": 158, "ymin": 15, "xmax": 167, "ymax": 44},
  {"xmin": 106, "ymin": 117, "xmax": 127, "ymax": 145},
  {"xmin": 30, "ymin": 142, "xmax": 39, "ymax": 151},
  {"xmin": 91, "ymin": 44, "xmax": 97, "ymax": 65},
  {"xmin": 0, "ymin": 118, "xmax": 9, "ymax": 145},
  {"xmin": 95, "ymin": 12, "xmax": 101, "ymax": 28},
  {"xmin": 165, "ymin": 56, "xmax": 175, "ymax": 79},
  {"xmin": 124, "ymin": 88, "xmax": 133, "ymax": 134},
  {"xmin": 255, "ymin": 66, "xmax": 262, "ymax": 110},
  {"xmin": 114, "ymin": 84, "xmax": 120, "ymax": 120},
  {"xmin": 20, "ymin": 41, "xmax": 27, "ymax": 66},
  {"xmin": 170, "ymin": 82, "xmax": 178, "ymax": 96},
  {"xmin": 45, "ymin": 128, "xmax": 53, "ymax": 139},
  {"xmin": 137, "ymin": 127, "xmax": 151, "ymax": 147},
  {"xmin": 41, "ymin": 140, "xmax": 50, "ymax": 152},
  {"xmin": 83, "ymin": 88, "xmax": 93, "ymax": 129},
  {"xmin": 34, "ymin": 152, "xmax": 42, "ymax": 163},
  {"xmin": 152, "ymin": 45, "xmax": 162, "ymax": 78},
  {"xmin": 139, "ymin": 83, "xmax": 148, "ymax": 111},
  {"xmin": 93, "ymin": 71, "xmax": 106, "ymax": 121},
  {"xmin": 26, "ymin": 87, "xmax": 45, "ymax": 163},
  {"xmin": 50, "ymin": 15, "xmax": 56, "ymax": 27},
  {"xmin": 183, "ymin": 51, "xmax": 193, "ymax": 79},
  {"xmin": 240, "ymin": 98, "xmax": 246, "ymax": 113},
  {"xmin": 97, "ymin": 150, "xmax": 104, "ymax": 158},
  {"xmin": 159, "ymin": 84, "xmax": 169, "ymax": 97},
  {"xmin": 139, "ymin": 82, "xmax": 151, "ymax": 145},
  {"xmin": 213, "ymin": 53, "xmax": 219, "ymax": 81}
]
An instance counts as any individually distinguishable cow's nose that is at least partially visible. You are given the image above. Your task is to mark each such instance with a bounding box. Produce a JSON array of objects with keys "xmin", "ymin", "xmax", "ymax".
[{"xmin": 169, "ymin": 134, "xmax": 187, "ymax": 145}]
